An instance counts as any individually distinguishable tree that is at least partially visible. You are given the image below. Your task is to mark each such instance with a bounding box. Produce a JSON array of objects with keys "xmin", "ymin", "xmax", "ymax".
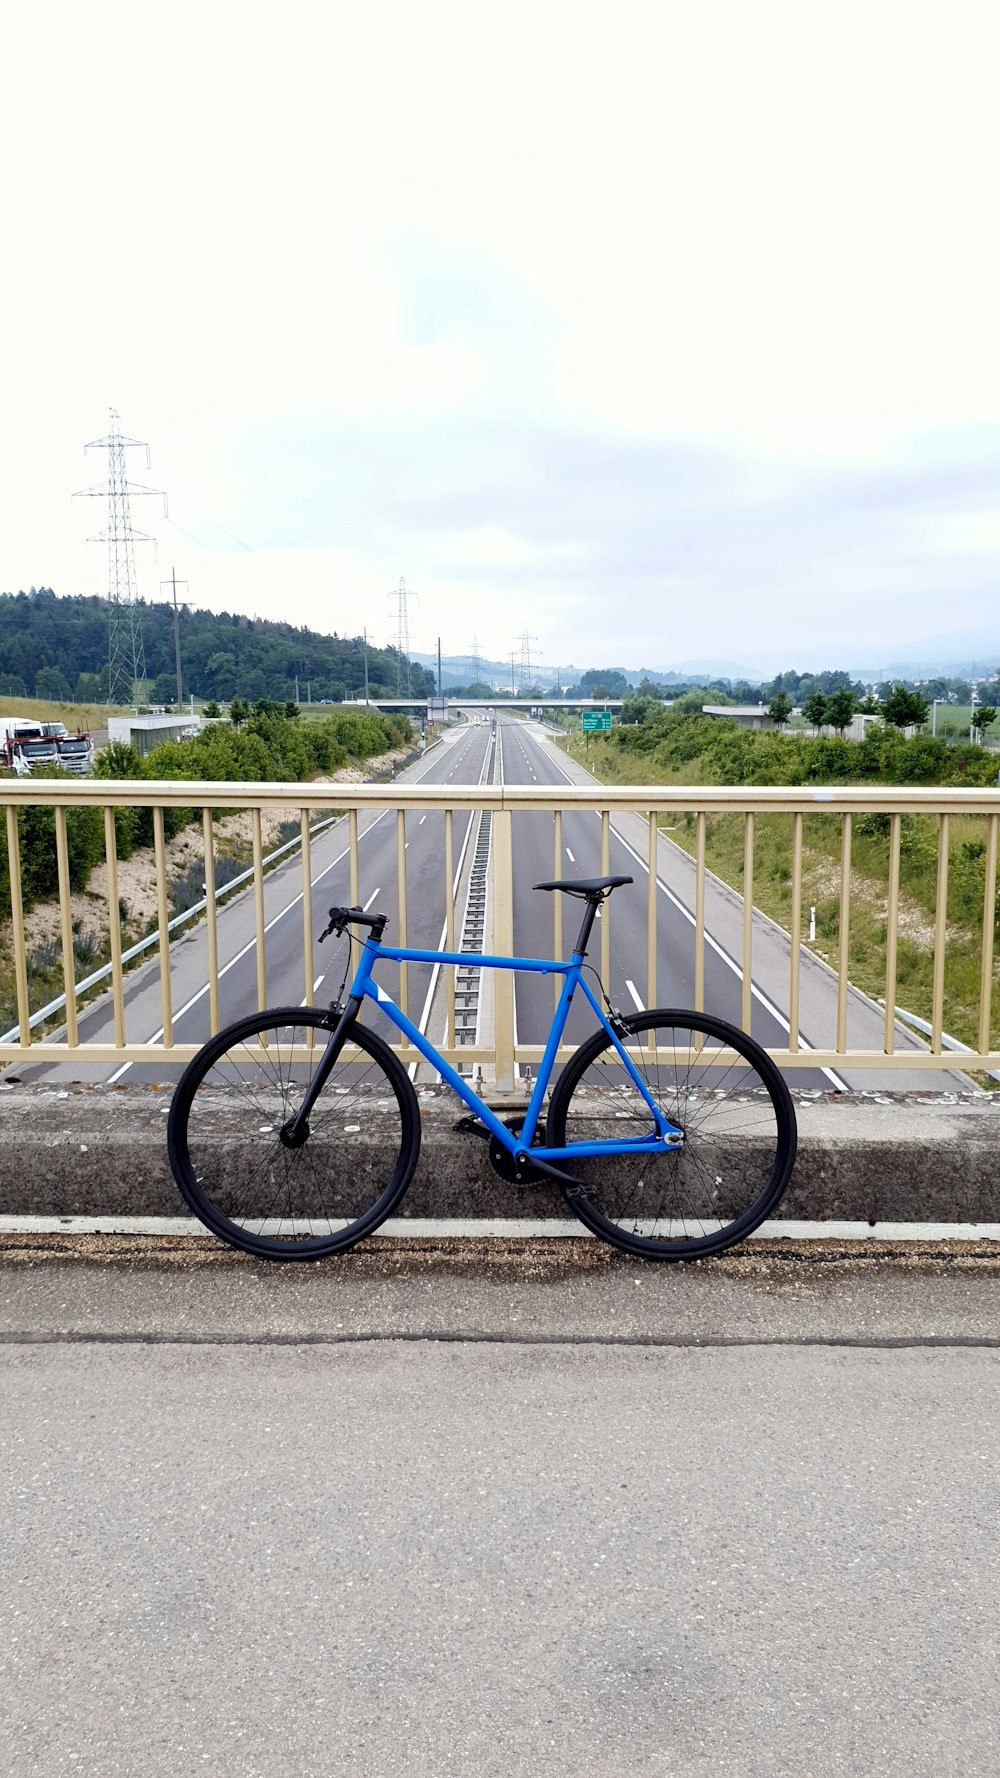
[
  {"xmin": 74, "ymin": 672, "xmax": 102, "ymax": 703},
  {"xmin": 203, "ymin": 700, "xmax": 221, "ymax": 719},
  {"xmin": 34, "ymin": 665, "xmax": 71, "ymax": 701},
  {"xmin": 972, "ymin": 706, "xmax": 997, "ymax": 742},
  {"xmin": 284, "ymin": 700, "xmax": 300, "ymax": 720},
  {"xmin": 229, "ymin": 696, "xmax": 250, "ymax": 726},
  {"xmin": 882, "ymin": 684, "xmax": 930, "ymax": 729},
  {"xmin": 767, "ymin": 691, "xmax": 793, "ymax": 725},
  {"xmin": 802, "ymin": 691, "xmax": 828, "ymax": 732},
  {"xmin": 825, "ymin": 687, "xmax": 858, "ymax": 734}
]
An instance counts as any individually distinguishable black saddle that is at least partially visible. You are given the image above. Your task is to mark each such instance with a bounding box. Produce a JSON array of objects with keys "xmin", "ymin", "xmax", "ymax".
[{"xmin": 532, "ymin": 875, "xmax": 633, "ymax": 899}]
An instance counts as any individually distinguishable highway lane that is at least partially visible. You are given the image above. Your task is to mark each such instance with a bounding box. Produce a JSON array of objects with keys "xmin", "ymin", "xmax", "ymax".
[
  {"xmin": 498, "ymin": 715, "xmax": 834, "ymax": 1088},
  {"xmin": 500, "ymin": 714, "xmax": 968, "ymax": 1093},
  {"xmin": 24, "ymin": 721, "xmax": 493, "ymax": 1086}
]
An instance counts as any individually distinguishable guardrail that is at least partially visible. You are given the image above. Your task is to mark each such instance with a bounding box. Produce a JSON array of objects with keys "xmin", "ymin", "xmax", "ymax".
[{"xmin": 0, "ymin": 778, "xmax": 998, "ymax": 1084}]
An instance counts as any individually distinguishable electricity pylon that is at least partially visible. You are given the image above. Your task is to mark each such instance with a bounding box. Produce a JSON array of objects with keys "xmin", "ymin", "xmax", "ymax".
[
  {"xmin": 74, "ymin": 410, "xmax": 167, "ymax": 707},
  {"xmin": 389, "ymin": 577, "xmax": 417, "ymax": 697}
]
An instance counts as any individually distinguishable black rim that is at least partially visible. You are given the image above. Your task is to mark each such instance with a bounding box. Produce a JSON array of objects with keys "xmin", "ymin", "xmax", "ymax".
[
  {"xmin": 546, "ymin": 1010, "xmax": 796, "ymax": 1259},
  {"xmin": 167, "ymin": 1009, "xmax": 420, "ymax": 1258}
]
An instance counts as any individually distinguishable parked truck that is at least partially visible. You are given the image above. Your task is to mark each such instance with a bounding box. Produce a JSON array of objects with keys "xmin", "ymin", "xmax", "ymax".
[{"xmin": 0, "ymin": 717, "xmax": 94, "ymax": 776}]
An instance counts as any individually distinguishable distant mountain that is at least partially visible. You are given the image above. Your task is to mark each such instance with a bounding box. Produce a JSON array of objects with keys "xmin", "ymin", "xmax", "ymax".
[
  {"xmin": 848, "ymin": 627, "xmax": 1000, "ymax": 680},
  {"xmin": 413, "ymin": 651, "xmax": 568, "ymax": 690}
]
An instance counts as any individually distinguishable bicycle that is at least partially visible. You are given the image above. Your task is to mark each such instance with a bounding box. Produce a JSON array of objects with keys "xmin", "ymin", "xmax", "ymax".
[{"xmin": 167, "ymin": 874, "xmax": 797, "ymax": 1262}]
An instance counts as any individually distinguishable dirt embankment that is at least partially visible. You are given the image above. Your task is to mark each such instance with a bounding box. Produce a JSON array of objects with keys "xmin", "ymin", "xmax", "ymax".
[{"xmin": 11, "ymin": 747, "xmax": 414, "ymax": 955}]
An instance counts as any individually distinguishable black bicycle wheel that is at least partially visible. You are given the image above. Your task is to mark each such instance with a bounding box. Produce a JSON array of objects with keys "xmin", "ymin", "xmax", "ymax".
[
  {"xmin": 546, "ymin": 1009, "xmax": 796, "ymax": 1260},
  {"xmin": 167, "ymin": 1008, "xmax": 420, "ymax": 1259}
]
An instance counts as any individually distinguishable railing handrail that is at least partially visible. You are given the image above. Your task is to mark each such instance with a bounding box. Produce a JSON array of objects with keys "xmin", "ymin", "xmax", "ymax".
[{"xmin": 2, "ymin": 778, "xmax": 1000, "ymax": 815}]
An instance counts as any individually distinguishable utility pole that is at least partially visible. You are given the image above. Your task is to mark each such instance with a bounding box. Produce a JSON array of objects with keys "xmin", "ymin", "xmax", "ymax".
[
  {"xmin": 295, "ymin": 674, "xmax": 300, "ymax": 703},
  {"xmin": 363, "ymin": 629, "xmax": 370, "ymax": 704},
  {"xmin": 437, "ymin": 636, "xmax": 442, "ymax": 698},
  {"xmin": 160, "ymin": 568, "xmax": 187, "ymax": 707}
]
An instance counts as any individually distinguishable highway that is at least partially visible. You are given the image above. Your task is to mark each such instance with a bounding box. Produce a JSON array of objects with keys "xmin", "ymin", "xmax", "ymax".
[{"xmin": 23, "ymin": 711, "xmax": 962, "ymax": 1093}]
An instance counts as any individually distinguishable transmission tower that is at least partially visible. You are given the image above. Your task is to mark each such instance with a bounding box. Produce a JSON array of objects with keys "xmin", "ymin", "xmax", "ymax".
[
  {"xmin": 470, "ymin": 634, "xmax": 483, "ymax": 688},
  {"xmin": 388, "ymin": 577, "xmax": 417, "ymax": 697},
  {"xmin": 74, "ymin": 410, "xmax": 167, "ymax": 707},
  {"xmin": 515, "ymin": 626, "xmax": 539, "ymax": 694}
]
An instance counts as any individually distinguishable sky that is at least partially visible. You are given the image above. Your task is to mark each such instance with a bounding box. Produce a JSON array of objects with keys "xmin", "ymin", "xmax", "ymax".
[{"xmin": 2, "ymin": 0, "xmax": 999, "ymax": 677}]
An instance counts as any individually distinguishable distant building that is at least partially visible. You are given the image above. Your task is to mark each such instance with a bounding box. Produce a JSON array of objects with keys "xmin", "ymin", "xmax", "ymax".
[
  {"xmin": 701, "ymin": 704, "xmax": 777, "ymax": 730},
  {"xmin": 107, "ymin": 713, "xmax": 203, "ymax": 757}
]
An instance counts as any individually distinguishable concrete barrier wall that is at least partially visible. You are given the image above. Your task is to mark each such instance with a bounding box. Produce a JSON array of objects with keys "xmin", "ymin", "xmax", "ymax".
[{"xmin": 2, "ymin": 1085, "xmax": 999, "ymax": 1223}]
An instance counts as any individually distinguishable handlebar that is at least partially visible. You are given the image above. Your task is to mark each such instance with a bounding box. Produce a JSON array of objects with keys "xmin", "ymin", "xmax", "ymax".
[{"xmin": 319, "ymin": 905, "xmax": 388, "ymax": 944}]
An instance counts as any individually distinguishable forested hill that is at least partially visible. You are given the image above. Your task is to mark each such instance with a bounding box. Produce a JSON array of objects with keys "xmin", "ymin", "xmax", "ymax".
[{"xmin": 0, "ymin": 587, "xmax": 435, "ymax": 705}]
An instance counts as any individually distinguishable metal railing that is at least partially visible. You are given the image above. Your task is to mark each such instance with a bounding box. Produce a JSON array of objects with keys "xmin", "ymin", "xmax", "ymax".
[{"xmin": 0, "ymin": 777, "xmax": 998, "ymax": 1084}]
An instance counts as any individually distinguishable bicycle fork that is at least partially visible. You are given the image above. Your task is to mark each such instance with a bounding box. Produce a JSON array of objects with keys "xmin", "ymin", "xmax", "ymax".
[{"xmin": 279, "ymin": 998, "xmax": 363, "ymax": 1149}]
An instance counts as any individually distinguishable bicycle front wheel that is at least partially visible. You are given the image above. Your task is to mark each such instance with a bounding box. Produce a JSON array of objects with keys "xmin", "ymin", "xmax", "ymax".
[
  {"xmin": 546, "ymin": 1010, "xmax": 796, "ymax": 1260},
  {"xmin": 167, "ymin": 1008, "xmax": 420, "ymax": 1259}
]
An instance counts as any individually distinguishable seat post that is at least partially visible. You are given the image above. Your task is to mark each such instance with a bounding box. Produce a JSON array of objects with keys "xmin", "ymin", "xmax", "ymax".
[{"xmin": 572, "ymin": 895, "xmax": 602, "ymax": 957}]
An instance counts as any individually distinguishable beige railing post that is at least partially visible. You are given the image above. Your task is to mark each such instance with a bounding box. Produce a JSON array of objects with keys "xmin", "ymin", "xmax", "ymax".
[{"xmin": 492, "ymin": 806, "xmax": 516, "ymax": 1092}]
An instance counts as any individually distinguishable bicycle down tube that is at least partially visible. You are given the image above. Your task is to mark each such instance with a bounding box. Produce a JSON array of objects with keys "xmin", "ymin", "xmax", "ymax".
[{"xmin": 289, "ymin": 935, "xmax": 679, "ymax": 1163}]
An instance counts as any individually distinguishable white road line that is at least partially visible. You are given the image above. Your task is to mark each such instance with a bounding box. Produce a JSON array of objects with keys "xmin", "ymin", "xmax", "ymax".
[
  {"xmin": 6, "ymin": 1213, "xmax": 1000, "ymax": 1245},
  {"xmin": 565, "ymin": 848, "xmax": 575, "ymax": 863},
  {"xmin": 625, "ymin": 979, "xmax": 645, "ymax": 1012},
  {"xmin": 362, "ymin": 887, "xmax": 381, "ymax": 911},
  {"xmin": 419, "ymin": 816, "xmax": 426, "ymax": 825}
]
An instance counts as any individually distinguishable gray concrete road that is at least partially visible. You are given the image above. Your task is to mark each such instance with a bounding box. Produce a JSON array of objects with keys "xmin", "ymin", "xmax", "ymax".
[{"xmin": 2, "ymin": 1247, "xmax": 999, "ymax": 1776}]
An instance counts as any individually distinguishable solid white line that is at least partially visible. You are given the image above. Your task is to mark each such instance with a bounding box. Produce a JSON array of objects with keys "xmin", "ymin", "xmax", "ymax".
[
  {"xmin": 565, "ymin": 847, "xmax": 575, "ymax": 863},
  {"xmin": 625, "ymin": 979, "xmax": 645, "ymax": 1012},
  {"xmin": 313, "ymin": 975, "xmax": 325, "ymax": 992},
  {"xmin": 4, "ymin": 1214, "xmax": 1000, "ymax": 1244},
  {"xmin": 362, "ymin": 887, "xmax": 381, "ymax": 911}
]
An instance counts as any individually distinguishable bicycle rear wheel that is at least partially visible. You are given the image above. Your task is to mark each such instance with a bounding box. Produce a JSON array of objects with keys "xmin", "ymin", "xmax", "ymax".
[
  {"xmin": 546, "ymin": 1010, "xmax": 796, "ymax": 1259},
  {"xmin": 167, "ymin": 1008, "xmax": 420, "ymax": 1259}
]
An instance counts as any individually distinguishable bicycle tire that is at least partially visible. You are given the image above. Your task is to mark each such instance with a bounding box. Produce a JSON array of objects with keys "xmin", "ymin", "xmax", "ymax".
[
  {"xmin": 167, "ymin": 1007, "xmax": 420, "ymax": 1259},
  {"xmin": 546, "ymin": 1009, "xmax": 796, "ymax": 1260}
]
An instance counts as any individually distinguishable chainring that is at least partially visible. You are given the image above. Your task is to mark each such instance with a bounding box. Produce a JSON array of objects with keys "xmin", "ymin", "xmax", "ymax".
[{"xmin": 488, "ymin": 1117, "xmax": 548, "ymax": 1186}]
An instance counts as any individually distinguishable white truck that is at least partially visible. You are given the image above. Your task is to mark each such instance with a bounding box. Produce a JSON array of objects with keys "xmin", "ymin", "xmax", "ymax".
[{"xmin": 0, "ymin": 717, "xmax": 94, "ymax": 776}]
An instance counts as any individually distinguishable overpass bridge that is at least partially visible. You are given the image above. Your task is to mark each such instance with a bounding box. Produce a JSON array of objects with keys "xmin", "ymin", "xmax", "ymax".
[{"xmin": 341, "ymin": 697, "xmax": 624, "ymax": 717}]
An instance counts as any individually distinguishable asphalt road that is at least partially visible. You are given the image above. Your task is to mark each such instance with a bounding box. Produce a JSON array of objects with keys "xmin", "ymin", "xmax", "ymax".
[
  {"xmin": 27, "ymin": 720, "xmax": 495, "ymax": 1085},
  {"xmin": 2, "ymin": 1251, "xmax": 999, "ymax": 1777}
]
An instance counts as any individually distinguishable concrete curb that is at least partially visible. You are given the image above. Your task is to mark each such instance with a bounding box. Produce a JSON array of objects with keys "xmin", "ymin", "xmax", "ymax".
[{"xmin": 1, "ymin": 1085, "xmax": 998, "ymax": 1222}]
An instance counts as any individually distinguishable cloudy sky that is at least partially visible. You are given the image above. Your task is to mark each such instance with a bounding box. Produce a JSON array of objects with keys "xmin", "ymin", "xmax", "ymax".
[{"xmin": 3, "ymin": 0, "xmax": 998, "ymax": 674}]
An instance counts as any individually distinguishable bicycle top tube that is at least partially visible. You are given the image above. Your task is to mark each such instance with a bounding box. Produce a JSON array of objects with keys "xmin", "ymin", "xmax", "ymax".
[{"xmin": 362, "ymin": 938, "xmax": 579, "ymax": 974}]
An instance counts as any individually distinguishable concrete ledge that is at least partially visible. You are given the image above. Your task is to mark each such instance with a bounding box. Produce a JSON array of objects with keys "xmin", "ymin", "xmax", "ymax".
[{"xmin": 1, "ymin": 1084, "xmax": 999, "ymax": 1222}]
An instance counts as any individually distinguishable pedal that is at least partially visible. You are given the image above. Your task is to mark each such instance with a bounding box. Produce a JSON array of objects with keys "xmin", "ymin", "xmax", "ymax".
[{"xmin": 453, "ymin": 1114, "xmax": 491, "ymax": 1141}]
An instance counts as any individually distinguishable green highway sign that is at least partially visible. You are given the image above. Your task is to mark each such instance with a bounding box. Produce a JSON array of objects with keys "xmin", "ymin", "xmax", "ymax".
[{"xmin": 582, "ymin": 711, "xmax": 612, "ymax": 732}]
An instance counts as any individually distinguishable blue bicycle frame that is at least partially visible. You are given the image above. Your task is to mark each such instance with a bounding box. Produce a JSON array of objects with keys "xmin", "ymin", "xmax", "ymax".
[{"xmin": 340, "ymin": 934, "xmax": 682, "ymax": 1164}]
